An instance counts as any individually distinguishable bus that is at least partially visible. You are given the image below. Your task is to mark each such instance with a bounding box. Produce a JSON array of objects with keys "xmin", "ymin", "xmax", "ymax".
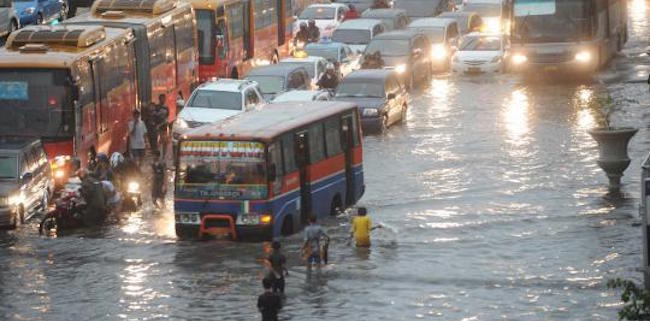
[
  {"xmin": 187, "ymin": 0, "xmax": 295, "ymax": 81},
  {"xmin": 174, "ymin": 101, "xmax": 365, "ymax": 240},
  {"xmin": 0, "ymin": 25, "xmax": 137, "ymax": 183},
  {"xmin": 508, "ymin": 0, "xmax": 627, "ymax": 73},
  {"xmin": 66, "ymin": 0, "xmax": 198, "ymax": 119}
]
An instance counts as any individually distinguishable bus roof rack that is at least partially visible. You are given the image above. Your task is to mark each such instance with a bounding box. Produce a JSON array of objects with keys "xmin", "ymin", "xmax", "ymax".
[
  {"xmin": 91, "ymin": 0, "xmax": 176, "ymax": 16},
  {"xmin": 6, "ymin": 26, "xmax": 107, "ymax": 49}
]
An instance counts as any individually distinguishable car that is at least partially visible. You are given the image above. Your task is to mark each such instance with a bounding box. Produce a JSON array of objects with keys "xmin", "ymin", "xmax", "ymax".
[
  {"xmin": 460, "ymin": 0, "xmax": 505, "ymax": 34},
  {"xmin": 332, "ymin": 18, "xmax": 387, "ymax": 54},
  {"xmin": 360, "ymin": 8, "xmax": 410, "ymax": 31},
  {"xmin": 333, "ymin": 0, "xmax": 375, "ymax": 13},
  {"xmin": 438, "ymin": 11, "xmax": 483, "ymax": 35},
  {"xmin": 244, "ymin": 64, "xmax": 311, "ymax": 100},
  {"xmin": 452, "ymin": 33, "xmax": 508, "ymax": 73},
  {"xmin": 0, "ymin": 137, "xmax": 52, "ymax": 228},
  {"xmin": 172, "ymin": 79, "xmax": 265, "ymax": 145},
  {"xmin": 295, "ymin": 3, "xmax": 348, "ymax": 38},
  {"xmin": 408, "ymin": 18, "xmax": 460, "ymax": 71},
  {"xmin": 304, "ymin": 41, "xmax": 360, "ymax": 77},
  {"xmin": 393, "ymin": 0, "xmax": 448, "ymax": 19},
  {"xmin": 14, "ymin": 0, "xmax": 66, "ymax": 26},
  {"xmin": 361, "ymin": 30, "xmax": 432, "ymax": 88},
  {"xmin": 279, "ymin": 55, "xmax": 329, "ymax": 87},
  {"xmin": 0, "ymin": 0, "xmax": 18, "ymax": 37},
  {"xmin": 270, "ymin": 90, "xmax": 331, "ymax": 103},
  {"xmin": 333, "ymin": 69, "xmax": 408, "ymax": 133}
]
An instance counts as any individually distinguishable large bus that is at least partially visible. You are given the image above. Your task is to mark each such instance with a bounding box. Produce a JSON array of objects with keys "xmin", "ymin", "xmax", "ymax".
[
  {"xmin": 187, "ymin": 0, "xmax": 295, "ymax": 81},
  {"xmin": 508, "ymin": 0, "xmax": 627, "ymax": 73},
  {"xmin": 174, "ymin": 102, "xmax": 365, "ymax": 240},
  {"xmin": 0, "ymin": 25, "xmax": 137, "ymax": 181},
  {"xmin": 66, "ymin": 0, "xmax": 198, "ymax": 119}
]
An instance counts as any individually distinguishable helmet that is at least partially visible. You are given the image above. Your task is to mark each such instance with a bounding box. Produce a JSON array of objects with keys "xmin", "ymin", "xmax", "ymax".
[
  {"xmin": 110, "ymin": 152, "xmax": 124, "ymax": 169},
  {"xmin": 300, "ymin": 22, "xmax": 307, "ymax": 28},
  {"xmin": 96, "ymin": 152, "xmax": 109, "ymax": 164},
  {"xmin": 326, "ymin": 63, "xmax": 335, "ymax": 70}
]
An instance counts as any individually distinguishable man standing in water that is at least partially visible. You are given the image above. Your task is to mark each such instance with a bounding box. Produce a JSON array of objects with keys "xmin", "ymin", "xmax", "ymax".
[
  {"xmin": 266, "ymin": 241, "xmax": 288, "ymax": 294},
  {"xmin": 303, "ymin": 216, "xmax": 329, "ymax": 270},
  {"xmin": 257, "ymin": 278, "xmax": 282, "ymax": 321},
  {"xmin": 348, "ymin": 207, "xmax": 382, "ymax": 247}
]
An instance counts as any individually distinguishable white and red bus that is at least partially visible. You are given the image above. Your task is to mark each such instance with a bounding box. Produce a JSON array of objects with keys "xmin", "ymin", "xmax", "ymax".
[
  {"xmin": 188, "ymin": 0, "xmax": 295, "ymax": 81},
  {"xmin": 174, "ymin": 102, "xmax": 365, "ymax": 240}
]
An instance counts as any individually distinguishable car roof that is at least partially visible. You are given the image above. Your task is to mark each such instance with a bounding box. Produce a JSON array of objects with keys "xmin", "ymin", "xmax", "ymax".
[
  {"xmin": 195, "ymin": 79, "xmax": 256, "ymax": 92},
  {"xmin": 272, "ymin": 90, "xmax": 321, "ymax": 101},
  {"xmin": 245, "ymin": 64, "xmax": 308, "ymax": 77},
  {"xmin": 362, "ymin": 8, "xmax": 408, "ymax": 18},
  {"xmin": 439, "ymin": 11, "xmax": 476, "ymax": 18},
  {"xmin": 337, "ymin": 18, "xmax": 385, "ymax": 30},
  {"xmin": 342, "ymin": 69, "xmax": 395, "ymax": 82},
  {"xmin": 305, "ymin": 41, "xmax": 346, "ymax": 49},
  {"xmin": 280, "ymin": 56, "xmax": 326, "ymax": 63},
  {"xmin": 307, "ymin": 3, "xmax": 347, "ymax": 9},
  {"xmin": 185, "ymin": 102, "xmax": 357, "ymax": 141},
  {"xmin": 373, "ymin": 29, "xmax": 420, "ymax": 40},
  {"xmin": 409, "ymin": 17, "xmax": 456, "ymax": 28},
  {"xmin": 0, "ymin": 136, "xmax": 39, "ymax": 152}
]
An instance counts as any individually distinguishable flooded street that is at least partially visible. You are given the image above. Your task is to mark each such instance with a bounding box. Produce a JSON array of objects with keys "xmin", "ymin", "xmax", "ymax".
[{"xmin": 2, "ymin": 1, "xmax": 650, "ymax": 320}]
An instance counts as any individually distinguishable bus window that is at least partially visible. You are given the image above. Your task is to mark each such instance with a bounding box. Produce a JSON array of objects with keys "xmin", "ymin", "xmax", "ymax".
[
  {"xmin": 281, "ymin": 134, "xmax": 297, "ymax": 173},
  {"xmin": 216, "ymin": 19, "xmax": 229, "ymax": 59},
  {"xmin": 268, "ymin": 142, "xmax": 284, "ymax": 194},
  {"xmin": 308, "ymin": 123, "xmax": 325, "ymax": 163},
  {"xmin": 196, "ymin": 9, "xmax": 216, "ymax": 65},
  {"xmin": 325, "ymin": 117, "xmax": 342, "ymax": 157}
]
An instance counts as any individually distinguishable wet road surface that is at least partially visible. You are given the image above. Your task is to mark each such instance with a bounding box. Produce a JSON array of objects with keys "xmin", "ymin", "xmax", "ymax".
[{"xmin": 2, "ymin": 1, "xmax": 650, "ymax": 320}]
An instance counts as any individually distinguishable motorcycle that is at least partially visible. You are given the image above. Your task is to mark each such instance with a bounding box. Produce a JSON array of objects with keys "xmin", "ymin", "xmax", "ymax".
[
  {"xmin": 121, "ymin": 180, "xmax": 142, "ymax": 212},
  {"xmin": 39, "ymin": 186, "xmax": 85, "ymax": 235}
]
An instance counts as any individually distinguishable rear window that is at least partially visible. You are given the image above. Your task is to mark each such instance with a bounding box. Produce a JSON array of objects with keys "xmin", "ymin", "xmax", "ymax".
[
  {"xmin": 300, "ymin": 7, "xmax": 336, "ymax": 19},
  {"xmin": 188, "ymin": 90, "xmax": 242, "ymax": 110},
  {"xmin": 332, "ymin": 29, "xmax": 372, "ymax": 45}
]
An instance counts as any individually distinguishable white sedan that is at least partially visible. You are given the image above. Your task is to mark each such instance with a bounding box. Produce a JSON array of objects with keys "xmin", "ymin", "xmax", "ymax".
[
  {"xmin": 452, "ymin": 33, "xmax": 508, "ymax": 74},
  {"xmin": 295, "ymin": 3, "xmax": 348, "ymax": 39}
]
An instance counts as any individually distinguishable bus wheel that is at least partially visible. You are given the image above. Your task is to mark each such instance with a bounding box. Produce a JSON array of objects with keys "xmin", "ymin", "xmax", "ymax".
[
  {"xmin": 330, "ymin": 195, "xmax": 342, "ymax": 216},
  {"xmin": 271, "ymin": 51, "xmax": 279, "ymax": 64},
  {"xmin": 281, "ymin": 216, "xmax": 293, "ymax": 236},
  {"xmin": 230, "ymin": 67, "xmax": 239, "ymax": 79}
]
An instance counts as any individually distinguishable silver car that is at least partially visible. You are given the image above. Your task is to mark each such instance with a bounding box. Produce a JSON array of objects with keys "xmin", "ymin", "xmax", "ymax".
[{"xmin": 0, "ymin": 0, "xmax": 18, "ymax": 38}]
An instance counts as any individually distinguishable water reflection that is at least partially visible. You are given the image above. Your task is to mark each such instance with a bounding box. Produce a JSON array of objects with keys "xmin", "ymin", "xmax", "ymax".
[
  {"xmin": 502, "ymin": 88, "xmax": 530, "ymax": 145},
  {"xmin": 574, "ymin": 86, "xmax": 597, "ymax": 130}
]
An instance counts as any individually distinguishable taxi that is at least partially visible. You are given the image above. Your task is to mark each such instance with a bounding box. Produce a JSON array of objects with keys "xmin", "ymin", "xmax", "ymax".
[{"xmin": 304, "ymin": 41, "xmax": 360, "ymax": 77}]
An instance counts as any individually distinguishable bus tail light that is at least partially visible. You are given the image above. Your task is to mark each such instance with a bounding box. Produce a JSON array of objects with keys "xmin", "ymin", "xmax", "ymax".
[{"xmin": 260, "ymin": 214, "xmax": 272, "ymax": 224}]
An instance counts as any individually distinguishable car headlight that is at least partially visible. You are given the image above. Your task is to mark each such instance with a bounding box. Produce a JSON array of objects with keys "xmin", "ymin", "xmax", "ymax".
[
  {"xmin": 512, "ymin": 53, "xmax": 527, "ymax": 65},
  {"xmin": 431, "ymin": 44, "xmax": 447, "ymax": 60},
  {"xmin": 54, "ymin": 169, "xmax": 65, "ymax": 179},
  {"xmin": 175, "ymin": 118, "xmax": 188, "ymax": 129},
  {"xmin": 23, "ymin": 7, "xmax": 35, "ymax": 15},
  {"xmin": 363, "ymin": 108, "xmax": 378, "ymax": 117},
  {"xmin": 575, "ymin": 51, "xmax": 591, "ymax": 63},
  {"xmin": 127, "ymin": 181, "xmax": 140, "ymax": 194},
  {"xmin": 395, "ymin": 64, "xmax": 407, "ymax": 73}
]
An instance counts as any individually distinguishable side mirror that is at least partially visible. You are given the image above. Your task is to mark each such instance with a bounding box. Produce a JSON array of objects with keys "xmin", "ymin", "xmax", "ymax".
[
  {"xmin": 268, "ymin": 164, "xmax": 277, "ymax": 181},
  {"xmin": 21, "ymin": 172, "xmax": 33, "ymax": 184},
  {"xmin": 387, "ymin": 93, "xmax": 396, "ymax": 100},
  {"xmin": 176, "ymin": 99, "xmax": 185, "ymax": 109}
]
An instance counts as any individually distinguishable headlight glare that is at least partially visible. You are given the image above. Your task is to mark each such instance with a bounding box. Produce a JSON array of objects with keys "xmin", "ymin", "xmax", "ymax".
[
  {"xmin": 127, "ymin": 181, "xmax": 140, "ymax": 193},
  {"xmin": 432, "ymin": 44, "xmax": 447, "ymax": 60},
  {"xmin": 512, "ymin": 53, "xmax": 527, "ymax": 65},
  {"xmin": 395, "ymin": 64, "xmax": 407, "ymax": 73},
  {"xmin": 575, "ymin": 51, "xmax": 591, "ymax": 63}
]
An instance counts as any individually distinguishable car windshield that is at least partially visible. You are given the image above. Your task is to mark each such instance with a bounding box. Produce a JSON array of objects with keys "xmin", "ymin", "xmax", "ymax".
[
  {"xmin": 332, "ymin": 29, "xmax": 372, "ymax": 45},
  {"xmin": 0, "ymin": 156, "xmax": 16, "ymax": 179},
  {"xmin": 280, "ymin": 61, "xmax": 316, "ymax": 78},
  {"xmin": 336, "ymin": 81, "xmax": 385, "ymax": 98},
  {"xmin": 188, "ymin": 90, "xmax": 242, "ymax": 110},
  {"xmin": 512, "ymin": 0, "xmax": 592, "ymax": 43},
  {"xmin": 245, "ymin": 76, "xmax": 285, "ymax": 94},
  {"xmin": 0, "ymin": 69, "xmax": 72, "ymax": 138},
  {"xmin": 300, "ymin": 7, "xmax": 336, "ymax": 19},
  {"xmin": 365, "ymin": 39, "xmax": 410, "ymax": 56},
  {"xmin": 176, "ymin": 141, "xmax": 268, "ymax": 200},
  {"xmin": 463, "ymin": 3, "xmax": 501, "ymax": 17},
  {"xmin": 305, "ymin": 47, "xmax": 339, "ymax": 61},
  {"xmin": 195, "ymin": 10, "xmax": 215, "ymax": 65},
  {"xmin": 410, "ymin": 27, "xmax": 445, "ymax": 43},
  {"xmin": 460, "ymin": 36, "xmax": 501, "ymax": 51}
]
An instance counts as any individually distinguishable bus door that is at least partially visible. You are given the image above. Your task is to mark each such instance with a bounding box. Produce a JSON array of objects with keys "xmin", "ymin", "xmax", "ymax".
[
  {"xmin": 276, "ymin": 0, "xmax": 285, "ymax": 45},
  {"xmin": 294, "ymin": 130, "xmax": 311, "ymax": 225},
  {"xmin": 88, "ymin": 58, "xmax": 106, "ymax": 150},
  {"xmin": 341, "ymin": 114, "xmax": 355, "ymax": 207}
]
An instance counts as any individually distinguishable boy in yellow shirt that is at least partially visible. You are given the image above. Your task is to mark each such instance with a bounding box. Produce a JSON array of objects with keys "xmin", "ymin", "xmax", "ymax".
[{"xmin": 348, "ymin": 207, "xmax": 382, "ymax": 247}]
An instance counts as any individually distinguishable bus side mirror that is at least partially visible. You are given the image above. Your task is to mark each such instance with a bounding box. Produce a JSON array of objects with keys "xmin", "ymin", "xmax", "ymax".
[{"xmin": 268, "ymin": 164, "xmax": 277, "ymax": 181}]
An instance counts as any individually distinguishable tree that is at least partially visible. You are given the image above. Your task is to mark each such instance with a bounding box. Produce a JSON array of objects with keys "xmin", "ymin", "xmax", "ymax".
[{"xmin": 608, "ymin": 278, "xmax": 650, "ymax": 320}]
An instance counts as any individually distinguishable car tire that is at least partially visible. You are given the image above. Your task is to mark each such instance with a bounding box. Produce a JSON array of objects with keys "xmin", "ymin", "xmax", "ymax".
[{"xmin": 37, "ymin": 13, "xmax": 43, "ymax": 25}]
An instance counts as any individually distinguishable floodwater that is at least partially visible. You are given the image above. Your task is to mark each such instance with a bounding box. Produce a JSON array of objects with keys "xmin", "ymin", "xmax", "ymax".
[{"xmin": 2, "ymin": 1, "xmax": 650, "ymax": 320}]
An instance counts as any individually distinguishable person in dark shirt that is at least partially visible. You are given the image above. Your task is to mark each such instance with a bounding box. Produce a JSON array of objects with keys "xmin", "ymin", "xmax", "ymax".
[
  {"xmin": 307, "ymin": 19, "xmax": 320, "ymax": 43},
  {"xmin": 151, "ymin": 151, "xmax": 166, "ymax": 209},
  {"xmin": 266, "ymin": 241, "xmax": 288, "ymax": 294},
  {"xmin": 257, "ymin": 278, "xmax": 282, "ymax": 321},
  {"xmin": 316, "ymin": 63, "xmax": 339, "ymax": 90}
]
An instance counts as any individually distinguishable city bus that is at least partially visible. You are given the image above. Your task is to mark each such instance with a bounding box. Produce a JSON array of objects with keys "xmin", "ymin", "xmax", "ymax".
[
  {"xmin": 508, "ymin": 0, "xmax": 627, "ymax": 73},
  {"xmin": 0, "ymin": 25, "xmax": 137, "ymax": 183},
  {"xmin": 174, "ymin": 101, "xmax": 365, "ymax": 240},
  {"xmin": 66, "ymin": 0, "xmax": 198, "ymax": 119},
  {"xmin": 187, "ymin": 0, "xmax": 294, "ymax": 81}
]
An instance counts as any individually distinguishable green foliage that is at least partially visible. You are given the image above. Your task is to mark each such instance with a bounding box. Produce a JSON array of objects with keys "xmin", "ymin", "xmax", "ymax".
[{"xmin": 608, "ymin": 278, "xmax": 650, "ymax": 320}]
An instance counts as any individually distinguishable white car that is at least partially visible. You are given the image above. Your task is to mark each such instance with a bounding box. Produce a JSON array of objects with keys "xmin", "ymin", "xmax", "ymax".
[
  {"xmin": 271, "ymin": 90, "xmax": 332, "ymax": 103},
  {"xmin": 172, "ymin": 79, "xmax": 265, "ymax": 143},
  {"xmin": 279, "ymin": 56, "xmax": 328, "ymax": 88},
  {"xmin": 452, "ymin": 33, "xmax": 508, "ymax": 74},
  {"xmin": 295, "ymin": 3, "xmax": 348, "ymax": 39},
  {"xmin": 332, "ymin": 19, "xmax": 387, "ymax": 54}
]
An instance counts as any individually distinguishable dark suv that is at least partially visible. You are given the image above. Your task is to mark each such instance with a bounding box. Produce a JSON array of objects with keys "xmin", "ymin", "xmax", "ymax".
[{"xmin": 0, "ymin": 137, "xmax": 52, "ymax": 228}]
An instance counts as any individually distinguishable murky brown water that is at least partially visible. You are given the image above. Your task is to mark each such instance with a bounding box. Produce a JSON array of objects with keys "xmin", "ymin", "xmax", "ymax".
[{"xmin": 2, "ymin": 1, "xmax": 650, "ymax": 320}]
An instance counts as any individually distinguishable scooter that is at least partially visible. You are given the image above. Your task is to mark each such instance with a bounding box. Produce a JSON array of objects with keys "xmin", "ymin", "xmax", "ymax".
[{"xmin": 39, "ymin": 189, "xmax": 85, "ymax": 235}]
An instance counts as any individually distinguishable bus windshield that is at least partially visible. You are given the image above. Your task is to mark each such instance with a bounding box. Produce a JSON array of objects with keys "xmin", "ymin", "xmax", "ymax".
[
  {"xmin": 196, "ymin": 9, "xmax": 216, "ymax": 64},
  {"xmin": 0, "ymin": 156, "xmax": 17, "ymax": 179},
  {"xmin": 0, "ymin": 69, "xmax": 73, "ymax": 137},
  {"xmin": 513, "ymin": 0, "xmax": 592, "ymax": 43},
  {"xmin": 300, "ymin": 7, "xmax": 336, "ymax": 20},
  {"xmin": 332, "ymin": 29, "xmax": 372, "ymax": 45},
  {"xmin": 176, "ymin": 141, "xmax": 268, "ymax": 200}
]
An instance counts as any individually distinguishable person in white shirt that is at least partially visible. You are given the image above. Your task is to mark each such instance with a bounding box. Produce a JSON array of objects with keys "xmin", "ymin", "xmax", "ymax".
[{"xmin": 128, "ymin": 109, "xmax": 147, "ymax": 167}]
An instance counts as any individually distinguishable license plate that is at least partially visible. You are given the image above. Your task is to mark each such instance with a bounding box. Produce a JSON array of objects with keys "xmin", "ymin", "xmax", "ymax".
[{"xmin": 467, "ymin": 67, "xmax": 482, "ymax": 73}]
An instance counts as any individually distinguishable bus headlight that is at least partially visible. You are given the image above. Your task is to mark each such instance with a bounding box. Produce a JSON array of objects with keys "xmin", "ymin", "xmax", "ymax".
[
  {"xmin": 54, "ymin": 169, "xmax": 65, "ymax": 179},
  {"xmin": 394, "ymin": 64, "xmax": 407, "ymax": 73},
  {"xmin": 512, "ymin": 53, "xmax": 527, "ymax": 65},
  {"xmin": 127, "ymin": 181, "xmax": 140, "ymax": 194},
  {"xmin": 575, "ymin": 51, "xmax": 592, "ymax": 63},
  {"xmin": 236, "ymin": 213, "xmax": 272, "ymax": 225},
  {"xmin": 431, "ymin": 44, "xmax": 447, "ymax": 60},
  {"xmin": 260, "ymin": 214, "xmax": 272, "ymax": 224}
]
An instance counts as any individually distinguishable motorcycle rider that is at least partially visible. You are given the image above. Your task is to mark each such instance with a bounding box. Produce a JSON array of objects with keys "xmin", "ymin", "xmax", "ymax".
[
  {"xmin": 295, "ymin": 22, "xmax": 309, "ymax": 46},
  {"xmin": 101, "ymin": 179, "xmax": 122, "ymax": 214},
  {"xmin": 316, "ymin": 63, "xmax": 340, "ymax": 90},
  {"xmin": 78, "ymin": 169, "xmax": 107, "ymax": 226},
  {"xmin": 151, "ymin": 150, "xmax": 166, "ymax": 209},
  {"xmin": 93, "ymin": 153, "xmax": 114, "ymax": 182},
  {"xmin": 307, "ymin": 19, "xmax": 320, "ymax": 43}
]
